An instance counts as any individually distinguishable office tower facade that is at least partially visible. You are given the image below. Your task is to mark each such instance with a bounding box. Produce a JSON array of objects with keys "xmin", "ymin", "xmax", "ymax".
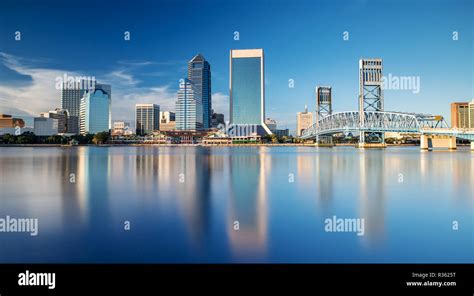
[
  {"xmin": 41, "ymin": 109, "xmax": 68, "ymax": 134},
  {"xmin": 95, "ymin": 83, "xmax": 112, "ymax": 131},
  {"xmin": 296, "ymin": 105, "xmax": 314, "ymax": 137},
  {"xmin": 450, "ymin": 102, "xmax": 469, "ymax": 128},
  {"xmin": 80, "ymin": 88, "xmax": 111, "ymax": 135},
  {"xmin": 176, "ymin": 79, "xmax": 202, "ymax": 131},
  {"xmin": 61, "ymin": 80, "xmax": 106, "ymax": 134},
  {"xmin": 359, "ymin": 58, "xmax": 384, "ymax": 144},
  {"xmin": 230, "ymin": 49, "xmax": 272, "ymax": 135},
  {"xmin": 34, "ymin": 116, "xmax": 58, "ymax": 136},
  {"xmin": 135, "ymin": 104, "xmax": 160, "ymax": 135},
  {"xmin": 61, "ymin": 83, "xmax": 85, "ymax": 134},
  {"xmin": 0, "ymin": 114, "xmax": 25, "ymax": 128},
  {"xmin": 188, "ymin": 54, "xmax": 211, "ymax": 129},
  {"xmin": 470, "ymin": 99, "xmax": 474, "ymax": 128}
]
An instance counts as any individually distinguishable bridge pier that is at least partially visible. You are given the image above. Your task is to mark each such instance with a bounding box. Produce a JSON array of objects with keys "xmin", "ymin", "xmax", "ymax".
[
  {"xmin": 315, "ymin": 135, "xmax": 334, "ymax": 147},
  {"xmin": 420, "ymin": 134, "xmax": 456, "ymax": 150},
  {"xmin": 357, "ymin": 142, "xmax": 387, "ymax": 149}
]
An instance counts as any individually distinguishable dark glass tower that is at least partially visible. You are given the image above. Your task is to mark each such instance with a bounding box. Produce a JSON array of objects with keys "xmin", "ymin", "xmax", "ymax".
[{"xmin": 188, "ymin": 54, "xmax": 211, "ymax": 129}]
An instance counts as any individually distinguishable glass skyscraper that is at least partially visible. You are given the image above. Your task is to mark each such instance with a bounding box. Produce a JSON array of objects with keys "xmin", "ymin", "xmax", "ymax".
[
  {"xmin": 79, "ymin": 88, "xmax": 111, "ymax": 135},
  {"xmin": 188, "ymin": 54, "xmax": 211, "ymax": 129},
  {"xmin": 230, "ymin": 49, "xmax": 272, "ymax": 134},
  {"xmin": 61, "ymin": 84, "xmax": 85, "ymax": 134},
  {"xmin": 135, "ymin": 104, "xmax": 160, "ymax": 135},
  {"xmin": 175, "ymin": 79, "xmax": 202, "ymax": 131}
]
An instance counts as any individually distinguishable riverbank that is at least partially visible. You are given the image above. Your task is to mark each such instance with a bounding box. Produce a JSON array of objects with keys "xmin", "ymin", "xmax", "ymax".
[{"xmin": 0, "ymin": 143, "xmax": 470, "ymax": 148}]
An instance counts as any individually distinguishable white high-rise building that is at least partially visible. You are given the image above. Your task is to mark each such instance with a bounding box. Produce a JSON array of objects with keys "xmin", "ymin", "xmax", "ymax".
[{"xmin": 175, "ymin": 79, "xmax": 202, "ymax": 131}]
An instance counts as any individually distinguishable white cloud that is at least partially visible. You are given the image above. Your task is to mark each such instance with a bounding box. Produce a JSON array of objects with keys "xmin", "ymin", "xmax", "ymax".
[
  {"xmin": 0, "ymin": 52, "xmax": 178, "ymax": 127},
  {"xmin": 0, "ymin": 52, "xmax": 69, "ymax": 118}
]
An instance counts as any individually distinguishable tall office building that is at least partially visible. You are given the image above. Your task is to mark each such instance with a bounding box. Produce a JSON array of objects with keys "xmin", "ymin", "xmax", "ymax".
[
  {"xmin": 176, "ymin": 79, "xmax": 202, "ymax": 131},
  {"xmin": 296, "ymin": 105, "xmax": 313, "ymax": 137},
  {"xmin": 79, "ymin": 88, "xmax": 111, "ymax": 135},
  {"xmin": 135, "ymin": 104, "xmax": 160, "ymax": 135},
  {"xmin": 450, "ymin": 102, "xmax": 469, "ymax": 128},
  {"xmin": 61, "ymin": 82, "xmax": 86, "ymax": 134},
  {"xmin": 469, "ymin": 99, "xmax": 474, "ymax": 128},
  {"xmin": 230, "ymin": 49, "xmax": 271, "ymax": 135},
  {"xmin": 188, "ymin": 54, "xmax": 211, "ymax": 129}
]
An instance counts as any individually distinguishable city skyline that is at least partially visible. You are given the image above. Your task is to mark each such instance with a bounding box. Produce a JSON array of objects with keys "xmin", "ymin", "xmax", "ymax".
[{"xmin": 0, "ymin": 0, "xmax": 472, "ymax": 133}]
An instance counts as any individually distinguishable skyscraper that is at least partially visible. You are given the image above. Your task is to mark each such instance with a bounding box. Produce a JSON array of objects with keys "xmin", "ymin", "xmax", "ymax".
[
  {"xmin": 80, "ymin": 88, "xmax": 111, "ymax": 135},
  {"xmin": 230, "ymin": 49, "xmax": 271, "ymax": 135},
  {"xmin": 297, "ymin": 105, "xmax": 313, "ymax": 137},
  {"xmin": 469, "ymin": 99, "xmax": 474, "ymax": 128},
  {"xmin": 61, "ymin": 84, "xmax": 84, "ymax": 134},
  {"xmin": 61, "ymin": 79, "xmax": 102, "ymax": 134},
  {"xmin": 176, "ymin": 79, "xmax": 202, "ymax": 131},
  {"xmin": 135, "ymin": 104, "xmax": 160, "ymax": 135},
  {"xmin": 450, "ymin": 102, "xmax": 469, "ymax": 128},
  {"xmin": 188, "ymin": 54, "xmax": 211, "ymax": 129}
]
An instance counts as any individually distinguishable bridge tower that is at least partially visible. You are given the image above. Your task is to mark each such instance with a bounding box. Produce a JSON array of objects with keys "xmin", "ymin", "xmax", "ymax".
[
  {"xmin": 316, "ymin": 86, "xmax": 333, "ymax": 145},
  {"xmin": 358, "ymin": 58, "xmax": 385, "ymax": 148}
]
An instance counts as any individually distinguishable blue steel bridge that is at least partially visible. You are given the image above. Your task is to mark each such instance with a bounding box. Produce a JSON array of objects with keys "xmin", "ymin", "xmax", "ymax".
[
  {"xmin": 301, "ymin": 59, "xmax": 474, "ymax": 148},
  {"xmin": 301, "ymin": 111, "xmax": 474, "ymax": 142}
]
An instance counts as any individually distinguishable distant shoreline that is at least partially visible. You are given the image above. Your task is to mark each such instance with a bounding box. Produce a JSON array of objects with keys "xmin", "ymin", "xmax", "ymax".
[{"xmin": 0, "ymin": 143, "xmax": 429, "ymax": 148}]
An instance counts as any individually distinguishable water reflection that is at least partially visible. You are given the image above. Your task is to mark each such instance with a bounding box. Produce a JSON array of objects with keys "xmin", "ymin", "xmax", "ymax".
[
  {"xmin": 0, "ymin": 146, "xmax": 471, "ymax": 263},
  {"xmin": 227, "ymin": 148, "xmax": 268, "ymax": 260},
  {"xmin": 358, "ymin": 152, "xmax": 386, "ymax": 245}
]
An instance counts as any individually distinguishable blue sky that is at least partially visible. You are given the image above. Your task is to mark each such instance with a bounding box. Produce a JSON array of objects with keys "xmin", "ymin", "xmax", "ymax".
[{"xmin": 0, "ymin": 0, "xmax": 472, "ymax": 131}]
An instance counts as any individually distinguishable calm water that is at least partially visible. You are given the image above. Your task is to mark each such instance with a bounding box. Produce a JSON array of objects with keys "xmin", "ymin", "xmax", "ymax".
[{"xmin": 0, "ymin": 146, "xmax": 472, "ymax": 263}]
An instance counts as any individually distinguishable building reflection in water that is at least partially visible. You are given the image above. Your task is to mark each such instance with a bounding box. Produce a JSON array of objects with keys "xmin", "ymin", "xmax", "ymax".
[
  {"xmin": 227, "ymin": 147, "xmax": 268, "ymax": 259},
  {"xmin": 59, "ymin": 148, "xmax": 87, "ymax": 231},
  {"xmin": 77, "ymin": 147, "xmax": 112, "ymax": 232},
  {"xmin": 174, "ymin": 147, "xmax": 212, "ymax": 251},
  {"xmin": 358, "ymin": 151, "xmax": 386, "ymax": 246}
]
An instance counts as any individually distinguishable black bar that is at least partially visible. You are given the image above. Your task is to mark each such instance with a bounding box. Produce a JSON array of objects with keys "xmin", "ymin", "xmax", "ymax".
[{"xmin": 0, "ymin": 264, "xmax": 472, "ymax": 295}]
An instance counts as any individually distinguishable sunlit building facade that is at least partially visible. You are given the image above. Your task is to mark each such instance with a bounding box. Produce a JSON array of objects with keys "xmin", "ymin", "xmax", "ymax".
[
  {"xmin": 230, "ymin": 49, "xmax": 272, "ymax": 135},
  {"xmin": 176, "ymin": 79, "xmax": 202, "ymax": 131},
  {"xmin": 136, "ymin": 104, "xmax": 160, "ymax": 135},
  {"xmin": 80, "ymin": 88, "xmax": 111, "ymax": 135}
]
